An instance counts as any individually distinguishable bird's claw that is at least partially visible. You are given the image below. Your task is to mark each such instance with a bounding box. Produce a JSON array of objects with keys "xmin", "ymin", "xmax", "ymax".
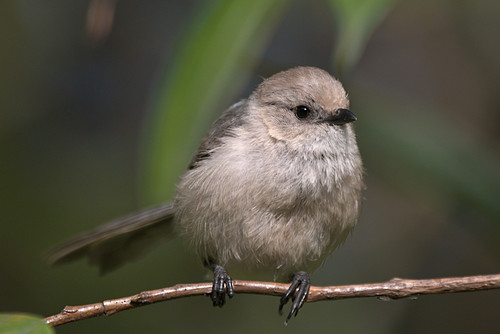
[
  {"xmin": 279, "ymin": 271, "xmax": 310, "ymax": 325},
  {"xmin": 211, "ymin": 265, "xmax": 233, "ymax": 307}
]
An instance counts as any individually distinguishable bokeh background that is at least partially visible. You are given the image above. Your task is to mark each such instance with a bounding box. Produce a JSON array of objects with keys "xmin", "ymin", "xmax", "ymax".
[{"xmin": 1, "ymin": 0, "xmax": 499, "ymax": 333}]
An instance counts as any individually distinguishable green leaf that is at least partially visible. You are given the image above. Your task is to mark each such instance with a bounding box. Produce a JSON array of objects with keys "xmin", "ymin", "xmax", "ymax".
[
  {"xmin": 0, "ymin": 313, "xmax": 54, "ymax": 334},
  {"xmin": 142, "ymin": 0, "xmax": 288, "ymax": 203},
  {"xmin": 326, "ymin": 0, "xmax": 397, "ymax": 74}
]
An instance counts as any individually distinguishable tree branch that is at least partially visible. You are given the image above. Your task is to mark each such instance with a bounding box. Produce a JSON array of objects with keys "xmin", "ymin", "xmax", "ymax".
[{"xmin": 45, "ymin": 273, "xmax": 500, "ymax": 327}]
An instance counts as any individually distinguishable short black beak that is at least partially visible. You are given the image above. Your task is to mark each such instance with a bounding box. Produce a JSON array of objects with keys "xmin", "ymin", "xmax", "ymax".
[{"xmin": 321, "ymin": 108, "xmax": 357, "ymax": 126}]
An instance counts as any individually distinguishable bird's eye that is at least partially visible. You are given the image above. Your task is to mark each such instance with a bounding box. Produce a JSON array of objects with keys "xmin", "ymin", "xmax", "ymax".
[{"xmin": 295, "ymin": 105, "xmax": 311, "ymax": 119}]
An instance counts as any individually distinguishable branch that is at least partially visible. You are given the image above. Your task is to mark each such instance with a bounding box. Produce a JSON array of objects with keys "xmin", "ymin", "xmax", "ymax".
[{"xmin": 45, "ymin": 273, "xmax": 500, "ymax": 327}]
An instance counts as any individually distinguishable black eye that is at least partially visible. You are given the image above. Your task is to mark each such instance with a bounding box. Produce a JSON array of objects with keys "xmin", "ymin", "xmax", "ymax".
[{"xmin": 295, "ymin": 105, "xmax": 311, "ymax": 119}]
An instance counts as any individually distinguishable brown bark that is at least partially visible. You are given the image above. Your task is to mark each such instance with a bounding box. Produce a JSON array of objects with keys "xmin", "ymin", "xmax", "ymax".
[{"xmin": 45, "ymin": 273, "xmax": 500, "ymax": 327}]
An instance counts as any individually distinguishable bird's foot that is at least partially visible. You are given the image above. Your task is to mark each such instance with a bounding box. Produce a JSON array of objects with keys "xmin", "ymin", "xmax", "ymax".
[
  {"xmin": 211, "ymin": 265, "xmax": 233, "ymax": 307},
  {"xmin": 279, "ymin": 271, "xmax": 310, "ymax": 325}
]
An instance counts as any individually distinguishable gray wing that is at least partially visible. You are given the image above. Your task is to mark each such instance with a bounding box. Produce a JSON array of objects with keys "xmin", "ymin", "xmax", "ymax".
[
  {"xmin": 48, "ymin": 100, "xmax": 249, "ymax": 272},
  {"xmin": 188, "ymin": 100, "xmax": 249, "ymax": 169},
  {"xmin": 47, "ymin": 202, "xmax": 175, "ymax": 273}
]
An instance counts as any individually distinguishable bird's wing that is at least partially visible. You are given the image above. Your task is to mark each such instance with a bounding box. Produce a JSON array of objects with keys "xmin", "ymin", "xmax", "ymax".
[
  {"xmin": 48, "ymin": 100, "xmax": 250, "ymax": 272},
  {"xmin": 188, "ymin": 99, "xmax": 249, "ymax": 169}
]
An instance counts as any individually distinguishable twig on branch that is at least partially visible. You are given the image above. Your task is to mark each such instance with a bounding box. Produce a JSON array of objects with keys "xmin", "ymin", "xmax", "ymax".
[{"xmin": 45, "ymin": 273, "xmax": 500, "ymax": 327}]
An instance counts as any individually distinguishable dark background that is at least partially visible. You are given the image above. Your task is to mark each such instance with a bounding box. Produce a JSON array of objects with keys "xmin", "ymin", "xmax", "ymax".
[{"xmin": 1, "ymin": 0, "xmax": 499, "ymax": 333}]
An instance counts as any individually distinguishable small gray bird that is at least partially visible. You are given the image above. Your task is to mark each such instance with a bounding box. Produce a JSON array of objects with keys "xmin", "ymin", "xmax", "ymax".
[{"xmin": 49, "ymin": 66, "xmax": 364, "ymax": 324}]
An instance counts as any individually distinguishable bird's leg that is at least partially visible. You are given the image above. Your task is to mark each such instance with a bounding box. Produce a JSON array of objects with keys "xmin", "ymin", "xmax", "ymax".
[
  {"xmin": 279, "ymin": 271, "xmax": 310, "ymax": 324},
  {"xmin": 205, "ymin": 260, "xmax": 233, "ymax": 307}
]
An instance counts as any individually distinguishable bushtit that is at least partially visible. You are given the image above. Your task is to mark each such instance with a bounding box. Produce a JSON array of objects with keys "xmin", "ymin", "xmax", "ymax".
[{"xmin": 49, "ymin": 66, "xmax": 364, "ymax": 324}]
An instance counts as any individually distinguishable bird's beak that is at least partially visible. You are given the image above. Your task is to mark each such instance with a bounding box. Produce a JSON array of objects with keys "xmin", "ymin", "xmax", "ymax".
[{"xmin": 320, "ymin": 109, "xmax": 357, "ymax": 126}]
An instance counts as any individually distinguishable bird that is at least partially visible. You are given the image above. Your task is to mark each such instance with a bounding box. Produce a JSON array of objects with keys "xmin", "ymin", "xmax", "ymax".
[{"xmin": 48, "ymin": 66, "xmax": 364, "ymax": 324}]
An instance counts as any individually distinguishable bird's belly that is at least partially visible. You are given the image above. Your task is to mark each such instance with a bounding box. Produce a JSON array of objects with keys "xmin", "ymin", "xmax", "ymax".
[{"xmin": 175, "ymin": 143, "xmax": 360, "ymax": 279}]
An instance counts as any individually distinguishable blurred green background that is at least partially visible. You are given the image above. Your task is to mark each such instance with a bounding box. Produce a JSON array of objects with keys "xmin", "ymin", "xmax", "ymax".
[{"xmin": 1, "ymin": 0, "xmax": 499, "ymax": 333}]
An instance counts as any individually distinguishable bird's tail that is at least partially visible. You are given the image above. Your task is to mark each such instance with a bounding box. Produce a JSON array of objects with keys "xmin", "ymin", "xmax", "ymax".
[{"xmin": 46, "ymin": 202, "xmax": 175, "ymax": 273}]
